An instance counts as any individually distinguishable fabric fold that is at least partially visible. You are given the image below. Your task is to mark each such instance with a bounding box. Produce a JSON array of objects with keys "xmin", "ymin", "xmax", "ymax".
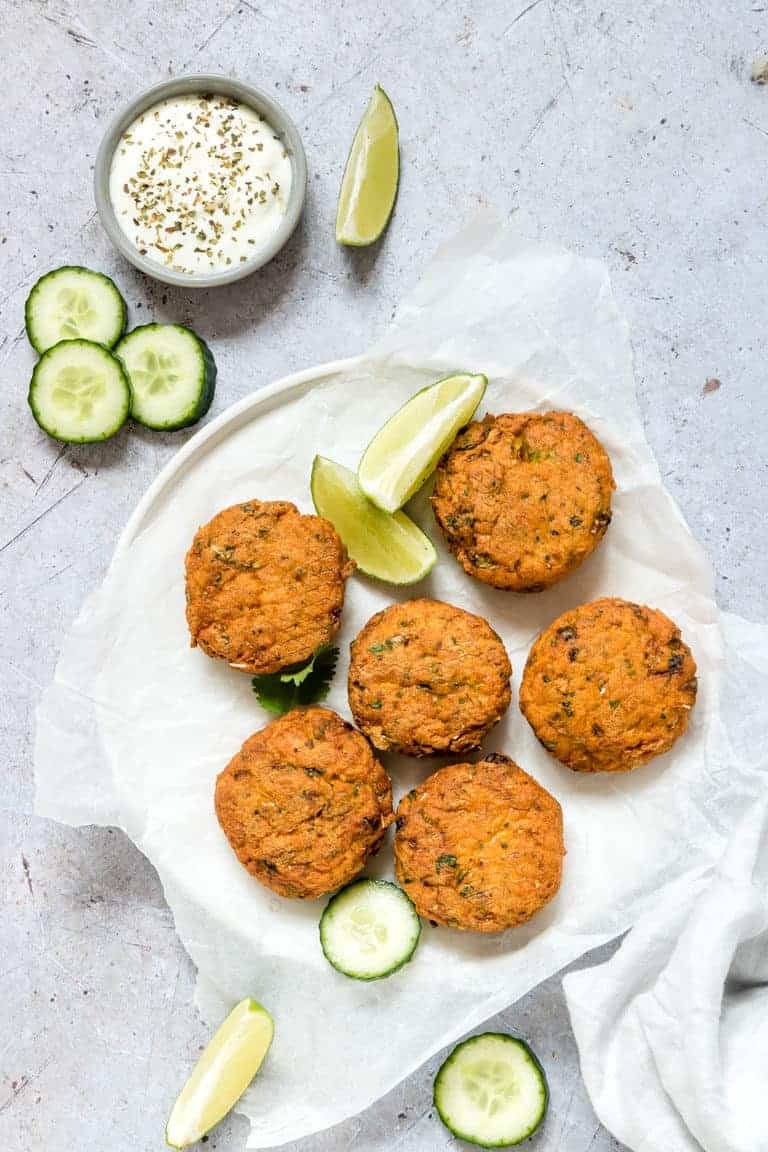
[{"xmin": 565, "ymin": 783, "xmax": 768, "ymax": 1152}]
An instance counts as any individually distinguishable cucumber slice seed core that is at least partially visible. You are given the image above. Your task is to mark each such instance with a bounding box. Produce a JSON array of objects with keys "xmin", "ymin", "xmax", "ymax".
[
  {"xmin": 52, "ymin": 363, "xmax": 110, "ymax": 420},
  {"xmin": 461, "ymin": 1058, "xmax": 519, "ymax": 1117},
  {"xmin": 53, "ymin": 287, "xmax": 101, "ymax": 339},
  {"xmin": 132, "ymin": 348, "xmax": 184, "ymax": 396},
  {"xmin": 347, "ymin": 902, "xmax": 389, "ymax": 952}
]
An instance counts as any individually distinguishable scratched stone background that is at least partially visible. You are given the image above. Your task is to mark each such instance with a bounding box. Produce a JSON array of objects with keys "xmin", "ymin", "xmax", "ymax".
[{"xmin": 1, "ymin": 1, "xmax": 767, "ymax": 1150}]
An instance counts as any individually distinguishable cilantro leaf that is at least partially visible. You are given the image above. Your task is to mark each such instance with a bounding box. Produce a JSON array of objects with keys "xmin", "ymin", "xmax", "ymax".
[{"xmin": 252, "ymin": 645, "xmax": 339, "ymax": 715}]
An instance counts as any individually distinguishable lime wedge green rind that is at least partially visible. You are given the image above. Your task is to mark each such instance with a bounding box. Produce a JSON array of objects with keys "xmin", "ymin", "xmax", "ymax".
[
  {"xmin": 336, "ymin": 84, "xmax": 399, "ymax": 247},
  {"xmin": 311, "ymin": 456, "xmax": 436, "ymax": 586},
  {"xmin": 165, "ymin": 999, "xmax": 274, "ymax": 1149},
  {"xmin": 357, "ymin": 372, "xmax": 487, "ymax": 513}
]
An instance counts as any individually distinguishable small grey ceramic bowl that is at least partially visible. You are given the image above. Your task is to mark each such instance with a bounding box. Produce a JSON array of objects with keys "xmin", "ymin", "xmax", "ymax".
[{"xmin": 94, "ymin": 75, "xmax": 307, "ymax": 288}]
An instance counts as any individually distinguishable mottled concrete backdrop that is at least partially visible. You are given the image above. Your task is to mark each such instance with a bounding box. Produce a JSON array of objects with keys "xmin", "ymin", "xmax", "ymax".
[{"xmin": 1, "ymin": 1, "xmax": 767, "ymax": 1149}]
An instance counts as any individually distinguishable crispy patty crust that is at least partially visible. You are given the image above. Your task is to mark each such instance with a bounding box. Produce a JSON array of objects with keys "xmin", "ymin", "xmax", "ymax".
[
  {"xmin": 432, "ymin": 411, "xmax": 615, "ymax": 591},
  {"xmin": 394, "ymin": 754, "xmax": 564, "ymax": 932},
  {"xmin": 348, "ymin": 598, "xmax": 512, "ymax": 757},
  {"xmin": 185, "ymin": 500, "xmax": 354, "ymax": 675},
  {"xmin": 214, "ymin": 707, "xmax": 393, "ymax": 899},
  {"xmin": 520, "ymin": 597, "xmax": 698, "ymax": 773}
]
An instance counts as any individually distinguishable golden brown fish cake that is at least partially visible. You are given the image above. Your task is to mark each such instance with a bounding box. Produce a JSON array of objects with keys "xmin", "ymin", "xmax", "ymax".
[
  {"xmin": 431, "ymin": 411, "xmax": 615, "ymax": 591},
  {"xmin": 348, "ymin": 599, "xmax": 512, "ymax": 757},
  {"xmin": 185, "ymin": 500, "xmax": 354, "ymax": 675},
  {"xmin": 394, "ymin": 755, "xmax": 564, "ymax": 933},
  {"xmin": 519, "ymin": 597, "xmax": 698, "ymax": 773},
  {"xmin": 214, "ymin": 707, "xmax": 393, "ymax": 899}
]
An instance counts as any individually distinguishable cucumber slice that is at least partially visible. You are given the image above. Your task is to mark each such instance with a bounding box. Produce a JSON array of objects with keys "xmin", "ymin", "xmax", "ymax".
[
  {"xmin": 25, "ymin": 266, "xmax": 126, "ymax": 354},
  {"xmin": 434, "ymin": 1033, "xmax": 549, "ymax": 1148},
  {"xmin": 115, "ymin": 324, "xmax": 216, "ymax": 431},
  {"xmin": 28, "ymin": 339, "xmax": 130, "ymax": 443},
  {"xmin": 311, "ymin": 456, "xmax": 436, "ymax": 585},
  {"xmin": 319, "ymin": 879, "xmax": 421, "ymax": 980}
]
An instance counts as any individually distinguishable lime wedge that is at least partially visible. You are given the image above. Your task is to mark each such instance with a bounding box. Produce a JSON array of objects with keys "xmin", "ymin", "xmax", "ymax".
[
  {"xmin": 336, "ymin": 85, "xmax": 399, "ymax": 246},
  {"xmin": 357, "ymin": 372, "xmax": 487, "ymax": 513},
  {"xmin": 165, "ymin": 999, "xmax": 274, "ymax": 1149},
  {"xmin": 311, "ymin": 456, "xmax": 436, "ymax": 585}
]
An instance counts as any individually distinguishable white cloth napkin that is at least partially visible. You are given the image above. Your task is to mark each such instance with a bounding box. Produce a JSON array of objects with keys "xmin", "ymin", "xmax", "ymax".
[{"xmin": 565, "ymin": 671, "xmax": 768, "ymax": 1152}]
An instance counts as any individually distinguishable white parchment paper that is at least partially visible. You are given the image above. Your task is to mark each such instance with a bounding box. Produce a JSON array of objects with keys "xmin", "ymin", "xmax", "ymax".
[{"xmin": 34, "ymin": 215, "xmax": 767, "ymax": 1148}]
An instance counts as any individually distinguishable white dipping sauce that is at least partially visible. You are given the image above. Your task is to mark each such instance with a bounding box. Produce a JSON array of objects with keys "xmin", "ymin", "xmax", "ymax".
[{"xmin": 109, "ymin": 93, "xmax": 293, "ymax": 275}]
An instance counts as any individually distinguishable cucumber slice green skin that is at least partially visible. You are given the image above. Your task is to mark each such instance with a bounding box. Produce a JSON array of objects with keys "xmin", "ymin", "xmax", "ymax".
[
  {"xmin": 25, "ymin": 265, "xmax": 127, "ymax": 354},
  {"xmin": 319, "ymin": 879, "xmax": 421, "ymax": 981},
  {"xmin": 434, "ymin": 1033, "xmax": 549, "ymax": 1148},
  {"xmin": 28, "ymin": 338, "xmax": 131, "ymax": 444},
  {"xmin": 115, "ymin": 323, "xmax": 217, "ymax": 431}
]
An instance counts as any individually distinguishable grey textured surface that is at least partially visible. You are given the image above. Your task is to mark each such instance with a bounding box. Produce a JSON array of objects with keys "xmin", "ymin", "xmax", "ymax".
[{"xmin": 1, "ymin": 1, "xmax": 767, "ymax": 1150}]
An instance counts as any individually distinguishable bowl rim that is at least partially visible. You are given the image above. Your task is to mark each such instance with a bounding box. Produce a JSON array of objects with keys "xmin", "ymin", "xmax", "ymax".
[{"xmin": 93, "ymin": 74, "xmax": 307, "ymax": 289}]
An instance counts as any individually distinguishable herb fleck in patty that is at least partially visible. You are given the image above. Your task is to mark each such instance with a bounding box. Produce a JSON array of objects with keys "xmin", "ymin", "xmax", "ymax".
[
  {"xmin": 520, "ymin": 597, "xmax": 698, "ymax": 772},
  {"xmin": 432, "ymin": 411, "xmax": 615, "ymax": 591},
  {"xmin": 394, "ymin": 755, "xmax": 564, "ymax": 932},
  {"xmin": 348, "ymin": 598, "xmax": 512, "ymax": 757}
]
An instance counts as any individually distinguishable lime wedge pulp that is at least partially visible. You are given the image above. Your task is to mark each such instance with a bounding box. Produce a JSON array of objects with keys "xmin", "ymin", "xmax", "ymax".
[
  {"xmin": 165, "ymin": 999, "xmax": 274, "ymax": 1149},
  {"xmin": 336, "ymin": 85, "xmax": 399, "ymax": 246},
  {"xmin": 311, "ymin": 457, "xmax": 436, "ymax": 585},
  {"xmin": 357, "ymin": 372, "xmax": 487, "ymax": 513}
]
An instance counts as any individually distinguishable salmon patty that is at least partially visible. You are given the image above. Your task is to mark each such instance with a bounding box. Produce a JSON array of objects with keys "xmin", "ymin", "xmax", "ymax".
[
  {"xmin": 432, "ymin": 411, "xmax": 615, "ymax": 591},
  {"xmin": 185, "ymin": 500, "xmax": 354, "ymax": 675},
  {"xmin": 520, "ymin": 597, "xmax": 698, "ymax": 773},
  {"xmin": 394, "ymin": 755, "xmax": 564, "ymax": 932},
  {"xmin": 215, "ymin": 707, "xmax": 393, "ymax": 899},
  {"xmin": 348, "ymin": 598, "xmax": 512, "ymax": 757}
]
